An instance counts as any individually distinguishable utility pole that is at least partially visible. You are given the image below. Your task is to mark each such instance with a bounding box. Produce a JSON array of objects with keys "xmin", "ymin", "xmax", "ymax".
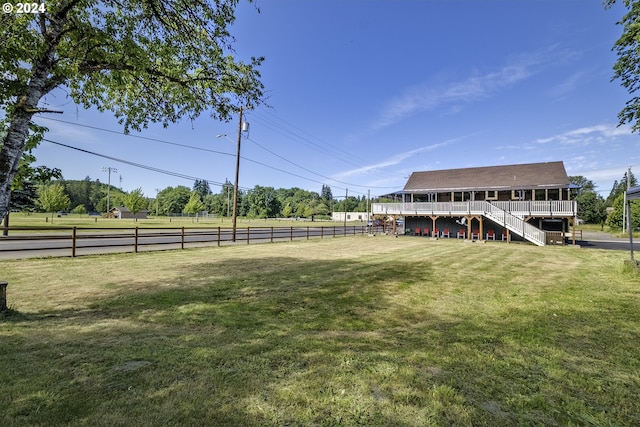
[
  {"xmin": 344, "ymin": 188, "xmax": 348, "ymax": 228},
  {"xmin": 623, "ymin": 166, "xmax": 632, "ymax": 233},
  {"xmin": 232, "ymin": 108, "xmax": 243, "ymax": 242},
  {"xmin": 102, "ymin": 166, "xmax": 117, "ymax": 214},
  {"xmin": 155, "ymin": 188, "xmax": 159, "ymax": 217},
  {"xmin": 217, "ymin": 109, "xmax": 249, "ymax": 241}
]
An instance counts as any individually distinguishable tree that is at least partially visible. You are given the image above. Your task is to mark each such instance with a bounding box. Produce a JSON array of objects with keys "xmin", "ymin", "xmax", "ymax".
[
  {"xmin": 0, "ymin": 0, "xmax": 264, "ymax": 224},
  {"xmin": 569, "ymin": 175, "xmax": 596, "ymax": 197},
  {"xmin": 606, "ymin": 170, "xmax": 637, "ymax": 205},
  {"xmin": 183, "ymin": 192, "xmax": 206, "ymax": 215},
  {"xmin": 157, "ymin": 186, "xmax": 191, "ymax": 215},
  {"xmin": 321, "ymin": 184, "xmax": 333, "ymax": 202},
  {"xmin": 123, "ymin": 188, "xmax": 147, "ymax": 217},
  {"xmin": 38, "ymin": 183, "xmax": 70, "ymax": 221},
  {"xmin": 606, "ymin": 0, "xmax": 640, "ymax": 132},
  {"xmin": 606, "ymin": 193, "xmax": 640, "ymax": 229},
  {"xmin": 576, "ymin": 192, "xmax": 608, "ymax": 224},
  {"xmin": 193, "ymin": 179, "xmax": 212, "ymax": 200}
]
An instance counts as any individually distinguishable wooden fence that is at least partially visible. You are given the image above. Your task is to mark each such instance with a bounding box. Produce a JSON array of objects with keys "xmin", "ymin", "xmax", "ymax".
[{"xmin": 0, "ymin": 225, "xmax": 373, "ymax": 258}]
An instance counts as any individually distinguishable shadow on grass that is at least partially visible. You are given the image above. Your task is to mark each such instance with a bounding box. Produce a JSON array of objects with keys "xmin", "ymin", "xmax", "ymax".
[{"xmin": 2, "ymin": 255, "xmax": 640, "ymax": 426}]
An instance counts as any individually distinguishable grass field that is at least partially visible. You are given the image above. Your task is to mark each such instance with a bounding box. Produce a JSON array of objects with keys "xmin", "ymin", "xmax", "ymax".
[
  {"xmin": 1, "ymin": 236, "xmax": 639, "ymax": 426},
  {"xmin": 4, "ymin": 212, "xmax": 342, "ymax": 230}
]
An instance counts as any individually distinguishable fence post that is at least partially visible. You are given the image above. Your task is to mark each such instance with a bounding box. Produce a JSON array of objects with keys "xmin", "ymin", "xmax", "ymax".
[
  {"xmin": 0, "ymin": 281, "xmax": 7, "ymax": 311},
  {"xmin": 135, "ymin": 227, "xmax": 139, "ymax": 253},
  {"xmin": 247, "ymin": 227, "xmax": 250, "ymax": 244},
  {"xmin": 321, "ymin": 226, "xmax": 324, "ymax": 239},
  {"xmin": 334, "ymin": 226, "xmax": 336, "ymax": 237},
  {"xmin": 270, "ymin": 227, "xmax": 274, "ymax": 243},
  {"xmin": 307, "ymin": 226, "xmax": 310, "ymax": 240},
  {"xmin": 217, "ymin": 226, "xmax": 221, "ymax": 247},
  {"xmin": 290, "ymin": 226, "xmax": 293, "ymax": 241},
  {"xmin": 181, "ymin": 227, "xmax": 185, "ymax": 250},
  {"xmin": 72, "ymin": 226, "xmax": 77, "ymax": 257}
]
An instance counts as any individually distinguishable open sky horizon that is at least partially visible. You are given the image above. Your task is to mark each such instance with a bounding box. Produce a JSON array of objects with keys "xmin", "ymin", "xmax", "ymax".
[{"xmin": 29, "ymin": 0, "xmax": 640, "ymax": 199}]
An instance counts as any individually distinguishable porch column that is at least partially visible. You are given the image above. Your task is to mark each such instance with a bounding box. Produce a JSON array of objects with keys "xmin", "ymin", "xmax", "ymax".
[{"xmin": 430, "ymin": 215, "xmax": 439, "ymax": 237}]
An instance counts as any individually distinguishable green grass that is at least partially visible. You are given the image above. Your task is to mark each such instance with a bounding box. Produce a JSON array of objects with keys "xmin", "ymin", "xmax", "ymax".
[
  {"xmin": 6, "ymin": 212, "xmax": 342, "ymax": 226},
  {"xmin": 1, "ymin": 237, "xmax": 639, "ymax": 426}
]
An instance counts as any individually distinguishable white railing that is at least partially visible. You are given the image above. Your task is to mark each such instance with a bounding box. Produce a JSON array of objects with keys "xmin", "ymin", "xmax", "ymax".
[
  {"xmin": 372, "ymin": 201, "xmax": 559, "ymax": 246},
  {"xmin": 484, "ymin": 204, "xmax": 546, "ymax": 246},
  {"xmin": 372, "ymin": 200, "xmax": 576, "ymax": 218}
]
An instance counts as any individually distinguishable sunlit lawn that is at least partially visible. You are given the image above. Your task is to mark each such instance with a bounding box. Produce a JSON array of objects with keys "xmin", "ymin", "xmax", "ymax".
[{"xmin": 1, "ymin": 236, "xmax": 639, "ymax": 426}]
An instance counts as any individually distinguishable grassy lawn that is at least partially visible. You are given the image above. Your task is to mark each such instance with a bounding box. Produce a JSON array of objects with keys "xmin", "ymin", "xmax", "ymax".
[{"xmin": 1, "ymin": 237, "xmax": 639, "ymax": 426}]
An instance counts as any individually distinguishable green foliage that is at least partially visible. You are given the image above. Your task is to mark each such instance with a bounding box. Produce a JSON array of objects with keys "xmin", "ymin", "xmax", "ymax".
[
  {"xmin": 606, "ymin": 170, "xmax": 637, "ymax": 205},
  {"xmin": 73, "ymin": 204, "xmax": 87, "ymax": 215},
  {"xmin": 0, "ymin": 0, "xmax": 265, "ymax": 222},
  {"xmin": 321, "ymin": 184, "xmax": 333, "ymax": 202},
  {"xmin": 63, "ymin": 176, "xmax": 106, "ymax": 213},
  {"xmin": 606, "ymin": 193, "xmax": 640, "ymax": 229},
  {"xmin": 576, "ymin": 191, "xmax": 607, "ymax": 224},
  {"xmin": 192, "ymin": 179, "xmax": 212, "ymax": 199},
  {"xmin": 37, "ymin": 183, "xmax": 71, "ymax": 217},
  {"xmin": 183, "ymin": 192, "xmax": 206, "ymax": 215},
  {"xmin": 124, "ymin": 187, "xmax": 148, "ymax": 214},
  {"xmin": 157, "ymin": 186, "xmax": 191, "ymax": 215},
  {"xmin": 607, "ymin": 0, "xmax": 640, "ymax": 132},
  {"xmin": 569, "ymin": 175, "xmax": 596, "ymax": 197}
]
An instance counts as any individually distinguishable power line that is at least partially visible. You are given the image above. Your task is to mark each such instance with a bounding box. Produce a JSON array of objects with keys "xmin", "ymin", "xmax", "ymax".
[
  {"xmin": 37, "ymin": 116, "xmax": 403, "ymax": 195},
  {"xmin": 43, "ymin": 139, "xmax": 237, "ymax": 190}
]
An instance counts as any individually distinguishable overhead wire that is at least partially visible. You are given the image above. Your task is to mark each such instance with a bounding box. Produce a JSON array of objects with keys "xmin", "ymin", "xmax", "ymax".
[
  {"xmin": 37, "ymin": 116, "xmax": 403, "ymax": 196},
  {"xmin": 43, "ymin": 138, "xmax": 239, "ymax": 190}
]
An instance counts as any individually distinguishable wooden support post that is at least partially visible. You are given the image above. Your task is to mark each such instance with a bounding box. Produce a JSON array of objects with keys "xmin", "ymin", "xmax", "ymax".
[
  {"xmin": 430, "ymin": 215, "xmax": 439, "ymax": 238},
  {"xmin": 0, "ymin": 281, "xmax": 7, "ymax": 311},
  {"xmin": 72, "ymin": 227, "xmax": 77, "ymax": 257}
]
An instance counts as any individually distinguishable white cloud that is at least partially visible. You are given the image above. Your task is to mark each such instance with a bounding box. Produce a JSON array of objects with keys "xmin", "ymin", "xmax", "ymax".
[
  {"xmin": 370, "ymin": 49, "xmax": 557, "ymax": 132},
  {"xmin": 34, "ymin": 118, "xmax": 100, "ymax": 145},
  {"xmin": 535, "ymin": 124, "xmax": 632, "ymax": 146},
  {"xmin": 332, "ymin": 139, "xmax": 456, "ymax": 180}
]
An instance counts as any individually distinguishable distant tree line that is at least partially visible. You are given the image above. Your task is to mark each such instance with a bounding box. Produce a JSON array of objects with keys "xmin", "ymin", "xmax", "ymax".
[
  {"xmin": 16, "ymin": 172, "xmax": 637, "ymax": 229},
  {"xmin": 571, "ymin": 170, "xmax": 639, "ymax": 230},
  {"xmin": 11, "ymin": 176, "xmax": 385, "ymax": 220}
]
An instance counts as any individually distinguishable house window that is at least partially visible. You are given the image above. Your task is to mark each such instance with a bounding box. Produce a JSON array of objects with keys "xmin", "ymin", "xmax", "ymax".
[
  {"xmin": 511, "ymin": 190, "xmax": 524, "ymax": 200},
  {"xmin": 453, "ymin": 192, "xmax": 470, "ymax": 202},
  {"xmin": 485, "ymin": 190, "xmax": 498, "ymax": 200}
]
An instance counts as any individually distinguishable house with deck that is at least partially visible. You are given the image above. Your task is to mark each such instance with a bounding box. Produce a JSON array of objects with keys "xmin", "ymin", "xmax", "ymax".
[{"xmin": 372, "ymin": 161, "xmax": 577, "ymax": 246}]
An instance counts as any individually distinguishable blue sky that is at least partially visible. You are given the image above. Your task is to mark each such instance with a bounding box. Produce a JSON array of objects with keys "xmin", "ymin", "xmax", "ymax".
[{"xmin": 32, "ymin": 0, "xmax": 640, "ymax": 199}]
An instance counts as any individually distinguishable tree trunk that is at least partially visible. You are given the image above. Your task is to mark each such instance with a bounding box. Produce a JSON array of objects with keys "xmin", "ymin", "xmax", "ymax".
[{"xmin": 0, "ymin": 13, "xmax": 67, "ymax": 222}]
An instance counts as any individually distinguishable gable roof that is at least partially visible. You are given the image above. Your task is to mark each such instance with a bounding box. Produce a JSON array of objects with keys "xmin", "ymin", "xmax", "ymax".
[
  {"xmin": 628, "ymin": 185, "xmax": 640, "ymax": 201},
  {"xmin": 404, "ymin": 161, "xmax": 570, "ymax": 193}
]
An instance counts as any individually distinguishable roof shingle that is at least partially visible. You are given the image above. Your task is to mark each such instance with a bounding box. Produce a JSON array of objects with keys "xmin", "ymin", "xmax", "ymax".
[{"xmin": 404, "ymin": 161, "xmax": 570, "ymax": 193}]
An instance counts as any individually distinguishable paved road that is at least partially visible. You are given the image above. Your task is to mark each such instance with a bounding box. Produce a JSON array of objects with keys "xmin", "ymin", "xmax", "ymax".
[
  {"xmin": 576, "ymin": 231, "xmax": 639, "ymax": 252},
  {"xmin": 0, "ymin": 226, "xmax": 366, "ymax": 259},
  {"xmin": 0, "ymin": 228, "xmax": 636, "ymax": 260}
]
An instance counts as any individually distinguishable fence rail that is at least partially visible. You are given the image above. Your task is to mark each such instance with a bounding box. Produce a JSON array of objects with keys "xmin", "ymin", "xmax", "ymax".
[{"xmin": 0, "ymin": 225, "xmax": 370, "ymax": 258}]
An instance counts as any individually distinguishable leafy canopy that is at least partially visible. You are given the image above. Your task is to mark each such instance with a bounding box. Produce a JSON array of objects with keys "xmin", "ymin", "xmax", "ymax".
[
  {"xmin": 0, "ymin": 0, "xmax": 264, "ymax": 222},
  {"xmin": 606, "ymin": 0, "xmax": 640, "ymax": 132},
  {"xmin": 0, "ymin": 0, "xmax": 264, "ymax": 131}
]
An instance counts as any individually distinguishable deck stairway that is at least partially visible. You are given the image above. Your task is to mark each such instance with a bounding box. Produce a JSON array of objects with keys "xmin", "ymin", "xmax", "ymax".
[
  {"xmin": 371, "ymin": 200, "xmax": 576, "ymax": 247},
  {"xmin": 483, "ymin": 202, "xmax": 546, "ymax": 246}
]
